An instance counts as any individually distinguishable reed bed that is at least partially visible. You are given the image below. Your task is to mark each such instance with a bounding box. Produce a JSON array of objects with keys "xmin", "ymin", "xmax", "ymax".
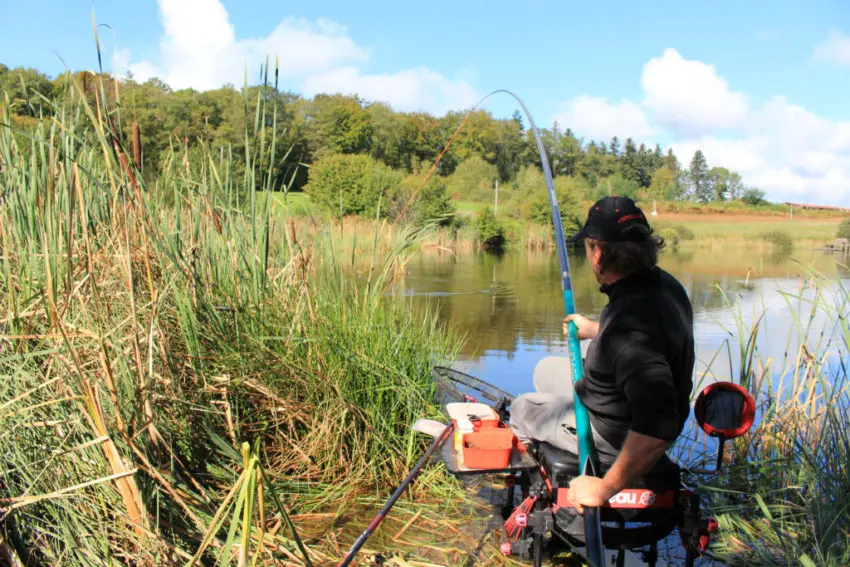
[
  {"xmin": 675, "ymin": 271, "xmax": 850, "ymax": 566},
  {"xmin": 0, "ymin": 66, "xmax": 527, "ymax": 565}
]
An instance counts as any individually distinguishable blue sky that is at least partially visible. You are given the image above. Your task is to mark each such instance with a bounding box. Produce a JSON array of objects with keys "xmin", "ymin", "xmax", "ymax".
[{"xmin": 3, "ymin": 0, "xmax": 850, "ymax": 205}]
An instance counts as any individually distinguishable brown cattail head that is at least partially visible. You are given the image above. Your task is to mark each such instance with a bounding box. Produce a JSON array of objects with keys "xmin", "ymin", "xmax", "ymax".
[
  {"xmin": 113, "ymin": 138, "xmax": 137, "ymax": 188},
  {"xmin": 132, "ymin": 122, "xmax": 142, "ymax": 171}
]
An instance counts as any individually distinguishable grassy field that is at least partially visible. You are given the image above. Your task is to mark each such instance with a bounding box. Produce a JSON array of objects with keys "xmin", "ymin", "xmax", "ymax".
[
  {"xmin": 264, "ymin": 193, "xmax": 847, "ymax": 252},
  {"xmin": 265, "ymin": 190, "xmax": 313, "ymax": 215},
  {"xmin": 455, "ymin": 200, "xmax": 489, "ymax": 216},
  {"xmin": 655, "ymin": 213, "xmax": 844, "ymax": 241}
]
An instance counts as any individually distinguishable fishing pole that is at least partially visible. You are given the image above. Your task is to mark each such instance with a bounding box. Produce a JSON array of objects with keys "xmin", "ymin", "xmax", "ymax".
[
  {"xmin": 336, "ymin": 422, "xmax": 454, "ymax": 567},
  {"xmin": 494, "ymin": 89, "xmax": 605, "ymax": 567}
]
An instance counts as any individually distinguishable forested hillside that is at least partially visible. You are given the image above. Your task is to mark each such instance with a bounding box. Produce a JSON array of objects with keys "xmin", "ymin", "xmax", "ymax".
[{"xmin": 1, "ymin": 62, "xmax": 767, "ymax": 220}]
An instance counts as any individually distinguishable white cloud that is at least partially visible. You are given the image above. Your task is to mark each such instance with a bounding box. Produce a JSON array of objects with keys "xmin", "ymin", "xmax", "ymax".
[
  {"xmin": 641, "ymin": 48, "xmax": 749, "ymax": 138},
  {"xmin": 812, "ymin": 29, "xmax": 850, "ymax": 67},
  {"xmin": 669, "ymin": 95, "xmax": 850, "ymax": 206},
  {"xmin": 556, "ymin": 47, "xmax": 850, "ymax": 206},
  {"xmin": 551, "ymin": 95, "xmax": 655, "ymax": 141},
  {"xmin": 129, "ymin": 0, "xmax": 367, "ymax": 90},
  {"xmin": 125, "ymin": 0, "xmax": 476, "ymax": 115},
  {"xmin": 302, "ymin": 66, "xmax": 479, "ymax": 115}
]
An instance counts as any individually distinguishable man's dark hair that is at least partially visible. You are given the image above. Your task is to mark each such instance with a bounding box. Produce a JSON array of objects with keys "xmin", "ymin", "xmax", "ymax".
[{"xmin": 588, "ymin": 225, "xmax": 666, "ymax": 277}]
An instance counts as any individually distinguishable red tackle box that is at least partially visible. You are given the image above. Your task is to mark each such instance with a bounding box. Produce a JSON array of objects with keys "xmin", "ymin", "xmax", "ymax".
[{"xmin": 462, "ymin": 427, "xmax": 516, "ymax": 469}]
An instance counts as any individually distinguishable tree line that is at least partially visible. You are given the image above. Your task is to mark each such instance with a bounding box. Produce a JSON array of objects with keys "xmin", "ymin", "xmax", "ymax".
[{"xmin": 1, "ymin": 62, "xmax": 768, "ymax": 214}]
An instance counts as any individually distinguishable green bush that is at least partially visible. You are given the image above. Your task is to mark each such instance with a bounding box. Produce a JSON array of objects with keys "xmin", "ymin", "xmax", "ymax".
[
  {"xmin": 741, "ymin": 187, "xmax": 768, "ymax": 206},
  {"xmin": 673, "ymin": 224, "xmax": 695, "ymax": 241},
  {"xmin": 446, "ymin": 156, "xmax": 499, "ymax": 202},
  {"xmin": 762, "ymin": 229, "xmax": 793, "ymax": 251},
  {"xmin": 404, "ymin": 175, "xmax": 456, "ymax": 227},
  {"xmin": 508, "ymin": 169, "xmax": 584, "ymax": 238},
  {"xmin": 659, "ymin": 227, "xmax": 680, "ymax": 251},
  {"xmin": 838, "ymin": 218, "xmax": 850, "ymax": 240},
  {"xmin": 304, "ymin": 153, "xmax": 402, "ymax": 217},
  {"xmin": 596, "ymin": 174, "xmax": 640, "ymax": 200},
  {"xmin": 477, "ymin": 206, "xmax": 506, "ymax": 251}
]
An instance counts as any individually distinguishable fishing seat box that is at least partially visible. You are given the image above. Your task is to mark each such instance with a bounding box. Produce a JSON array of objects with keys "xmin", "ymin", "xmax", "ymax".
[{"xmin": 535, "ymin": 441, "xmax": 683, "ymax": 541}]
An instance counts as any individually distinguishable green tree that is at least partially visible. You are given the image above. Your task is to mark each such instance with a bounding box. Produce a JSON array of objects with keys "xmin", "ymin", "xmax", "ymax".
[
  {"xmin": 494, "ymin": 112, "xmax": 528, "ymax": 181},
  {"xmin": 304, "ymin": 153, "xmax": 401, "ymax": 217},
  {"xmin": 648, "ymin": 167, "xmax": 678, "ymax": 200},
  {"xmin": 609, "ymin": 136, "xmax": 621, "ymax": 158},
  {"xmin": 296, "ymin": 94, "xmax": 373, "ymax": 160},
  {"xmin": 689, "ymin": 150, "xmax": 711, "ymax": 203},
  {"xmin": 619, "ymin": 138, "xmax": 640, "ymax": 186},
  {"xmin": 477, "ymin": 207, "xmax": 506, "ymax": 251},
  {"xmin": 664, "ymin": 148, "xmax": 680, "ymax": 174},
  {"xmin": 727, "ymin": 172, "xmax": 744, "ymax": 200},
  {"xmin": 708, "ymin": 167, "xmax": 730, "ymax": 201},
  {"xmin": 837, "ymin": 218, "xmax": 850, "ymax": 240},
  {"xmin": 394, "ymin": 169, "xmax": 455, "ymax": 226},
  {"xmin": 448, "ymin": 109, "xmax": 501, "ymax": 165},
  {"xmin": 596, "ymin": 173, "xmax": 640, "ymax": 200},
  {"xmin": 446, "ymin": 156, "xmax": 499, "ymax": 202},
  {"xmin": 553, "ymin": 176, "xmax": 586, "ymax": 236},
  {"xmin": 0, "ymin": 65, "xmax": 55, "ymax": 116},
  {"xmin": 653, "ymin": 144, "xmax": 665, "ymax": 170},
  {"xmin": 741, "ymin": 187, "xmax": 767, "ymax": 205},
  {"xmin": 578, "ymin": 142, "xmax": 616, "ymax": 186},
  {"xmin": 368, "ymin": 102, "xmax": 416, "ymax": 171}
]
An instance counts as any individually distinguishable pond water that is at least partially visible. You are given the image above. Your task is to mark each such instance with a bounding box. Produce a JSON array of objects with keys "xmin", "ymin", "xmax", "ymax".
[{"xmin": 402, "ymin": 246, "xmax": 849, "ymax": 397}]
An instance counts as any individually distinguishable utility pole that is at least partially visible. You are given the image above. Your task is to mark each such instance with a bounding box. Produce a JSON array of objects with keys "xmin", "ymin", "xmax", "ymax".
[{"xmin": 494, "ymin": 179, "xmax": 499, "ymax": 215}]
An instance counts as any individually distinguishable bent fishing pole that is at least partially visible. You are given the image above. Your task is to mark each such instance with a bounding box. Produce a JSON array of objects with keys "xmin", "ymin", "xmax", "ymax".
[
  {"xmin": 336, "ymin": 421, "xmax": 454, "ymax": 567},
  {"xmin": 497, "ymin": 90, "xmax": 605, "ymax": 567}
]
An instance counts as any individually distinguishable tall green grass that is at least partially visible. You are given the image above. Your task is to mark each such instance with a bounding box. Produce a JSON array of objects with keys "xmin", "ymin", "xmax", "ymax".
[{"xmin": 0, "ymin": 60, "xmax": 475, "ymax": 564}]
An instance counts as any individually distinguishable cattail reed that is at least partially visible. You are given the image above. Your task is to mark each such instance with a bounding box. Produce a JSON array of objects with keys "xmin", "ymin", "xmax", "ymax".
[{"xmin": 132, "ymin": 121, "xmax": 141, "ymax": 172}]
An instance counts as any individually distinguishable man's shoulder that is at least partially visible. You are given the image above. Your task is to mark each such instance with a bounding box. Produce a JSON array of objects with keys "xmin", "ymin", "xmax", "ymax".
[
  {"xmin": 656, "ymin": 267, "xmax": 692, "ymax": 307},
  {"xmin": 603, "ymin": 268, "xmax": 691, "ymax": 332}
]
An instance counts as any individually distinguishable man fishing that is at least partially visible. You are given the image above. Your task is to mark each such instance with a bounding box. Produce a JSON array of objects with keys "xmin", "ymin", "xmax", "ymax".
[{"xmin": 510, "ymin": 195, "xmax": 695, "ymax": 514}]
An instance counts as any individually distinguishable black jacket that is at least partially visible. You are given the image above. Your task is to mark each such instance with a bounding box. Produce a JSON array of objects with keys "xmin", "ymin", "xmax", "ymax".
[{"xmin": 575, "ymin": 266, "xmax": 695, "ymax": 450}]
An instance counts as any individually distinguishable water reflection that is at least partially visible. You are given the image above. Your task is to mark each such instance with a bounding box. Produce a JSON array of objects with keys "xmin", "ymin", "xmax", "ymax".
[{"xmin": 401, "ymin": 248, "xmax": 849, "ymax": 395}]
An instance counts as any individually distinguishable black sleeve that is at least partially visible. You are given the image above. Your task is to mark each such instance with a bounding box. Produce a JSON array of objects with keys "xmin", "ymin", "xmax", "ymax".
[{"xmin": 607, "ymin": 325, "xmax": 680, "ymax": 441}]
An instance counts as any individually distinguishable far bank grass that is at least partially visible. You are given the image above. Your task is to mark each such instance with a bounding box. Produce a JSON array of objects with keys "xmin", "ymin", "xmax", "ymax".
[
  {"xmin": 269, "ymin": 192, "xmax": 846, "ymax": 256},
  {"xmin": 656, "ymin": 214, "xmax": 843, "ymax": 242}
]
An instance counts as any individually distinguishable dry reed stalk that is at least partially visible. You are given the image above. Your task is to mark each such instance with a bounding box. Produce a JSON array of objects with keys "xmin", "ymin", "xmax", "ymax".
[
  {"xmin": 0, "ymin": 468, "xmax": 138, "ymax": 513},
  {"xmin": 0, "ymin": 376, "xmax": 62, "ymax": 413},
  {"xmin": 187, "ymin": 467, "xmax": 248, "ymax": 567},
  {"xmin": 117, "ymin": 200, "xmax": 159, "ymax": 448},
  {"xmin": 392, "ymin": 509, "xmax": 422, "ymax": 542},
  {"xmin": 0, "ymin": 220, "xmax": 18, "ymax": 335},
  {"xmin": 80, "ymin": 381, "xmax": 147, "ymax": 537}
]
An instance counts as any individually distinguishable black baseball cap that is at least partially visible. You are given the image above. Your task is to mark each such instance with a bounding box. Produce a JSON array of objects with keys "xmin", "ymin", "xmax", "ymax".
[{"xmin": 568, "ymin": 195, "xmax": 652, "ymax": 244}]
